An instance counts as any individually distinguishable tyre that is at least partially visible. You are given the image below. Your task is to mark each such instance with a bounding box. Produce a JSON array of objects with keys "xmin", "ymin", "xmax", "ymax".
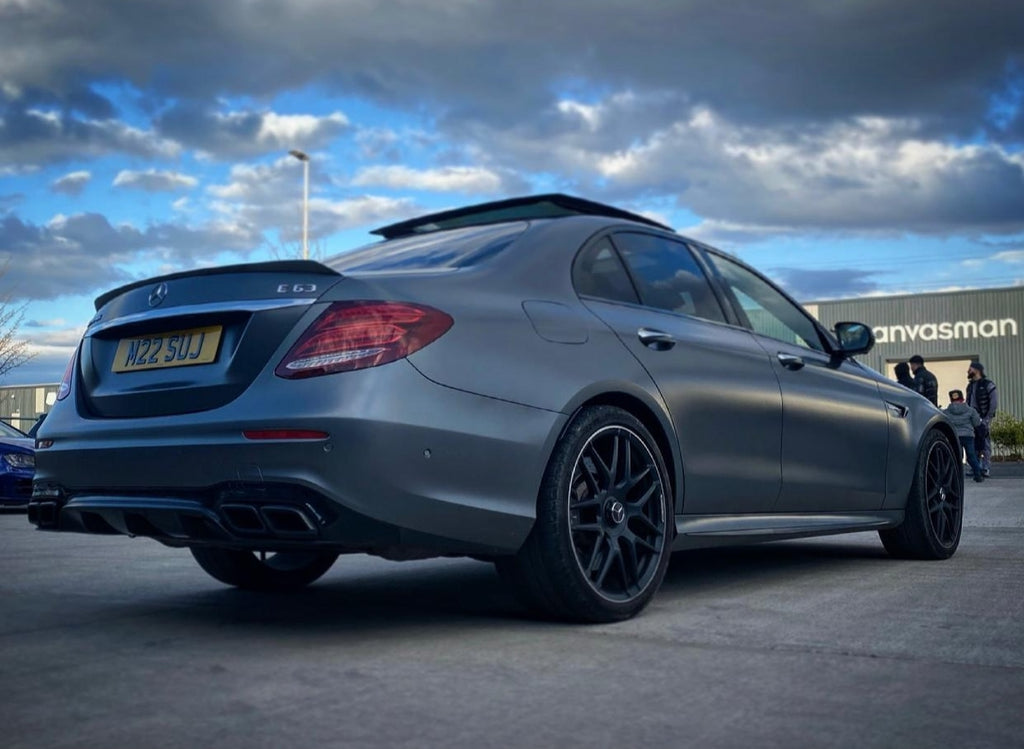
[
  {"xmin": 879, "ymin": 429, "xmax": 963, "ymax": 560},
  {"xmin": 497, "ymin": 405, "xmax": 673, "ymax": 623},
  {"xmin": 190, "ymin": 547, "xmax": 339, "ymax": 590}
]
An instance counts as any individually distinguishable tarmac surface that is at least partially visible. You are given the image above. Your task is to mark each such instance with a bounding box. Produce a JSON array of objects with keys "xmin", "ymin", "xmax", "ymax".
[{"xmin": 1, "ymin": 465, "xmax": 1022, "ymax": 749}]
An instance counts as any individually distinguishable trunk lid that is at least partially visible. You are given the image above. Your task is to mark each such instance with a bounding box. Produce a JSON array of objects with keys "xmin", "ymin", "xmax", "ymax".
[{"xmin": 80, "ymin": 261, "xmax": 342, "ymax": 418}]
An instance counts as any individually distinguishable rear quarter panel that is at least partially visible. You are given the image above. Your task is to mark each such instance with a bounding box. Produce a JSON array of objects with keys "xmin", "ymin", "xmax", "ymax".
[{"xmin": 335, "ymin": 219, "xmax": 666, "ymax": 418}]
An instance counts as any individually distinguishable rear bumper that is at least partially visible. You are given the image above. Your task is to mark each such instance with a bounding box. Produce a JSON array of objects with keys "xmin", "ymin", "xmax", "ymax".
[
  {"xmin": 31, "ymin": 360, "xmax": 566, "ymax": 555},
  {"xmin": 28, "ymin": 490, "xmax": 498, "ymax": 558}
]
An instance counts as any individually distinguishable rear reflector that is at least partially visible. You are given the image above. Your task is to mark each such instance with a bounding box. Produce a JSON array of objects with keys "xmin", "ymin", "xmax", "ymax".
[
  {"xmin": 242, "ymin": 430, "xmax": 330, "ymax": 441},
  {"xmin": 275, "ymin": 300, "xmax": 453, "ymax": 378}
]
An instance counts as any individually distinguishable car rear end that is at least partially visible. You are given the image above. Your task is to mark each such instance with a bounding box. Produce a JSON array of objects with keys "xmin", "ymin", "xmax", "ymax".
[{"xmin": 29, "ymin": 243, "xmax": 563, "ymax": 557}]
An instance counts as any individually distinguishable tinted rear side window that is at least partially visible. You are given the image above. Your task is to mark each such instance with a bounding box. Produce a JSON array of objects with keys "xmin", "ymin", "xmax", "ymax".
[
  {"xmin": 613, "ymin": 233, "xmax": 726, "ymax": 322},
  {"xmin": 327, "ymin": 223, "xmax": 526, "ymax": 272},
  {"xmin": 573, "ymin": 238, "xmax": 640, "ymax": 304}
]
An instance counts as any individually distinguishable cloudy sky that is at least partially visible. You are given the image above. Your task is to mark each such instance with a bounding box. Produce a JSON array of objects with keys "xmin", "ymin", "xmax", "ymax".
[{"xmin": 2, "ymin": 0, "xmax": 1023, "ymax": 385}]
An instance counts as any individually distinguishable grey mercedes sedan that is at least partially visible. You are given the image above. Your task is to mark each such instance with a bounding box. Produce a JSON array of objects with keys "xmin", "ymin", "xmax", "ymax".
[{"xmin": 29, "ymin": 194, "xmax": 961, "ymax": 622}]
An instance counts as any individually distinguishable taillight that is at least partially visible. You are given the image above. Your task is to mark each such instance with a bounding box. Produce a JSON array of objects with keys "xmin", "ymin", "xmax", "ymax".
[
  {"xmin": 275, "ymin": 301, "xmax": 453, "ymax": 379},
  {"xmin": 56, "ymin": 344, "xmax": 80, "ymax": 401}
]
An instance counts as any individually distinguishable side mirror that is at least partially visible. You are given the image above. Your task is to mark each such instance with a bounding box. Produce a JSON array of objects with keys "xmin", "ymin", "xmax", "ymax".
[{"xmin": 834, "ymin": 321, "xmax": 874, "ymax": 356}]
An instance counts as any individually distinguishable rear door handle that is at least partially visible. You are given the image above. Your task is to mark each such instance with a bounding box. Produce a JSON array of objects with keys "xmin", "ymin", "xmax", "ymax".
[
  {"xmin": 638, "ymin": 328, "xmax": 676, "ymax": 350},
  {"xmin": 777, "ymin": 353, "xmax": 805, "ymax": 370}
]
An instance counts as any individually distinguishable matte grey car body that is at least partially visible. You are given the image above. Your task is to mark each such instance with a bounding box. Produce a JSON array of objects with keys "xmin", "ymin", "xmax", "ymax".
[{"xmin": 30, "ymin": 194, "xmax": 963, "ymax": 621}]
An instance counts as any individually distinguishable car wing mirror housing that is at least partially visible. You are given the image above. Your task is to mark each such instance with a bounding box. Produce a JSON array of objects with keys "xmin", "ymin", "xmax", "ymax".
[{"xmin": 833, "ymin": 321, "xmax": 875, "ymax": 356}]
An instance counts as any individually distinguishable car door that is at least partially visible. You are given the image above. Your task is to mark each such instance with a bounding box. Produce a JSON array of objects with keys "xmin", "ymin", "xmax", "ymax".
[
  {"xmin": 701, "ymin": 249, "xmax": 889, "ymax": 512},
  {"xmin": 574, "ymin": 232, "xmax": 783, "ymax": 515}
]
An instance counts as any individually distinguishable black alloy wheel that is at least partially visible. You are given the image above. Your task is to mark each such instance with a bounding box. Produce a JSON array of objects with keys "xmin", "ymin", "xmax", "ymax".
[
  {"xmin": 880, "ymin": 430, "xmax": 963, "ymax": 560},
  {"xmin": 496, "ymin": 405, "xmax": 673, "ymax": 622},
  {"xmin": 568, "ymin": 424, "xmax": 667, "ymax": 602},
  {"xmin": 923, "ymin": 437, "xmax": 963, "ymax": 547}
]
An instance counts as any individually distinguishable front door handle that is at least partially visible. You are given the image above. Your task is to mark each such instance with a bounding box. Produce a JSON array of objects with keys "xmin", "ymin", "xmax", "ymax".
[
  {"xmin": 777, "ymin": 353, "xmax": 805, "ymax": 370},
  {"xmin": 638, "ymin": 328, "xmax": 676, "ymax": 350}
]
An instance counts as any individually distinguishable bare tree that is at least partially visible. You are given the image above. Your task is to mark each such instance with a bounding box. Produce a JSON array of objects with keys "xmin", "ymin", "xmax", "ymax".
[
  {"xmin": 261, "ymin": 233, "xmax": 330, "ymax": 262},
  {"xmin": 0, "ymin": 267, "xmax": 34, "ymax": 381}
]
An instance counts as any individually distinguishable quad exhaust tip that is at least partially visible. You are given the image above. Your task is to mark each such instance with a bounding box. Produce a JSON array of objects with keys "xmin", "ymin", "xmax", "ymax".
[{"xmin": 219, "ymin": 502, "xmax": 317, "ymax": 537}]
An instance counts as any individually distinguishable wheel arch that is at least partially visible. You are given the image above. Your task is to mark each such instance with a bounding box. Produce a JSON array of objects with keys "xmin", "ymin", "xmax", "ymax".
[
  {"xmin": 561, "ymin": 389, "xmax": 682, "ymax": 513},
  {"xmin": 926, "ymin": 416, "xmax": 960, "ymax": 457}
]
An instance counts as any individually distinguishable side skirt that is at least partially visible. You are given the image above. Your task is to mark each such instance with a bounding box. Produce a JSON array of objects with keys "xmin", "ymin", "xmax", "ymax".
[{"xmin": 672, "ymin": 511, "xmax": 904, "ymax": 551}]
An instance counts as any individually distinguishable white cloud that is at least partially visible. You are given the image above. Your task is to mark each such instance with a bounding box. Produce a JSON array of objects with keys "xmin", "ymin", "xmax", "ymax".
[
  {"xmin": 557, "ymin": 100, "xmax": 602, "ymax": 132},
  {"xmin": 351, "ymin": 165, "xmax": 506, "ymax": 193},
  {"xmin": 29, "ymin": 327, "xmax": 86, "ymax": 348},
  {"xmin": 315, "ymin": 194, "xmax": 414, "ymax": 221},
  {"xmin": 258, "ymin": 112, "xmax": 349, "ymax": 145},
  {"xmin": 207, "ymin": 159, "xmax": 291, "ymax": 202},
  {"xmin": 206, "ymin": 157, "xmax": 417, "ymax": 242},
  {"xmin": 51, "ymin": 170, "xmax": 91, "ymax": 195},
  {"xmin": 113, "ymin": 169, "xmax": 198, "ymax": 192},
  {"xmin": 156, "ymin": 107, "xmax": 350, "ymax": 159},
  {"xmin": 0, "ymin": 212, "xmax": 261, "ymax": 301},
  {"xmin": 465, "ymin": 97, "xmax": 1024, "ymax": 238},
  {"xmin": 0, "ymin": 108, "xmax": 181, "ymax": 166},
  {"xmin": 0, "ymin": 164, "xmax": 38, "ymax": 177}
]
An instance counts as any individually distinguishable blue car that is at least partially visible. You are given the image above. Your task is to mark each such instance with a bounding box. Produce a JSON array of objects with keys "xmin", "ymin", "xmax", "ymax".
[{"xmin": 0, "ymin": 420, "xmax": 35, "ymax": 508}]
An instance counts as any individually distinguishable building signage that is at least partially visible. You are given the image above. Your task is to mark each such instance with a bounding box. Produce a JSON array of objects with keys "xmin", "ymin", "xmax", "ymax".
[{"xmin": 873, "ymin": 318, "xmax": 1019, "ymax": 344}]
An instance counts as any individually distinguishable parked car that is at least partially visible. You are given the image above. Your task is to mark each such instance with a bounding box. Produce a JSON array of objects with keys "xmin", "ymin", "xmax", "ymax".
[
  {"xmin": 0, "ymin": 420, "xmax": 35, "ymax": 509},
  {"xmin": 28, "ymin": 194, "xmax": 961, "ymax": 621}
]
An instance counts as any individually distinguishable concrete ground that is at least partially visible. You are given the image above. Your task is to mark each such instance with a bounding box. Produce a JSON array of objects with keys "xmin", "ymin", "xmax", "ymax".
[{"xmin": 0, "ymin": 469, "xmax": 1021, "ymax": 749}]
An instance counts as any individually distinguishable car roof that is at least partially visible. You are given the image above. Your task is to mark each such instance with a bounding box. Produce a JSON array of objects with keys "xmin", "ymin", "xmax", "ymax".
[{"xmin": 371, "ymin": 193, "xmax": 673, "ymax": 239}]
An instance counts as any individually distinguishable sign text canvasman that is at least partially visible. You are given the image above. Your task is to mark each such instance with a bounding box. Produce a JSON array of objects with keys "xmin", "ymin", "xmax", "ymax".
[{"xmin": 873, "ymin": 318, "xmax": 1019, "ymax": 343}]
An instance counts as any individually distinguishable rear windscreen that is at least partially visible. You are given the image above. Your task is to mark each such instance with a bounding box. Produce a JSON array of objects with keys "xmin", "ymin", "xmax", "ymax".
[{"xmin": 327, "ymin": 222, "xmax": 526, "ymax": 272}]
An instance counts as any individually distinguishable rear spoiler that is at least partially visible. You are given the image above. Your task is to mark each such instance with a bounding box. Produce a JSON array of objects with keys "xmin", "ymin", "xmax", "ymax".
[
  {"xmin": 372, "ymin": 193, "xmax": 673, "ymax": 239},
  {"xmin": 94, "ymin": 260, "xmax": 341, "ymax": 310}
]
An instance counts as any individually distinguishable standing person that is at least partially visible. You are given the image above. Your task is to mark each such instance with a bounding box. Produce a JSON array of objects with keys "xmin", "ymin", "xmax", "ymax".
[
  {"xmin": 943, "ymin": 390, "xmax": 984, "ymax": 483},
  {"xmin": 966, "ymin": 360, "xmax": 998, "ymax": 477},
  {"xmin": 893, "ymin": 361, "xmax": 916, "ymax": 390},
  {"xmin": 908, "ymin": 355, "xmax": 938, "ymax": 406}
]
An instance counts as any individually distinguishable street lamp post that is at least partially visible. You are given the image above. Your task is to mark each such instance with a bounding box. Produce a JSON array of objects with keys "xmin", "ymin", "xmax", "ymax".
[{"xmin": 289, "ymin": 149, "xmax": 310, "ymax": 259}]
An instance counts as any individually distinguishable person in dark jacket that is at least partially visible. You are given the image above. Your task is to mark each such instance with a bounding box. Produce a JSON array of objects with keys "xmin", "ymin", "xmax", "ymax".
[
  {"xmin": 966, "ymin": 360, "xmax": 998, "ymax": 477},
  {"xmin": 943, "ymin": 390, "xmax": 984, "ymax": 482},
  {"xmin": 893, "ymin": 361, "xmax": 916, "ymax": 390},
  {"xmin": 909, "ymin": 355, "xmax": 938, "ymax": 406}
]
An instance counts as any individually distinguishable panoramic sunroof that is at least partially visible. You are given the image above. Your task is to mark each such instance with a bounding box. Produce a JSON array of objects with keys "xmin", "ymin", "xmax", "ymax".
[{"xmin": 372, "ymin": 193, "xmax": 672, "ymax": 239}]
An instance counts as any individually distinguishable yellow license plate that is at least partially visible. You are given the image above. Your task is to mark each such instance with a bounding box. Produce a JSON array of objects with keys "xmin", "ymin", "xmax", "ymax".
[{"xmin": 113, "ymin": 325, "xmax": 223, "ymax": 373}]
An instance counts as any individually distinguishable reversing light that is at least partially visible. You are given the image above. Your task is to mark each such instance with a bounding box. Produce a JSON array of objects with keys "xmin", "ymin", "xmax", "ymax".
[{"xmin": 275, "ymin": 301, "xmax": 453, "ymax": 379}]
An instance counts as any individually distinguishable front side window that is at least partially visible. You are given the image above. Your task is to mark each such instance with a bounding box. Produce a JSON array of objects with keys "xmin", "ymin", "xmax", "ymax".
[
  {"xmin": 613, "ymin": 233, "xmax": 726, "ymax": 323},
  {"xmin": 704, "ymin": 251, "xmax": 824, "ymax": 350}
]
